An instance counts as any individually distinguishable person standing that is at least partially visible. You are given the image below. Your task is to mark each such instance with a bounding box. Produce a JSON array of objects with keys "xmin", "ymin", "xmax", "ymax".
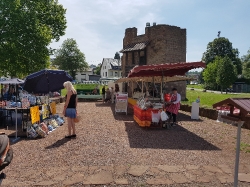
[
  {"xmin": 165, "ymin": 88, "xmax": 181, "ymax": 126},
  {"xmin": 63, "ymin": 81, "xmax": 77, "ymax": 138},
  {"xmin": 102, "ymin": 86, "xmax": 106, "ymax": 103},
  {"xmin": 110, "ymin": 87, "xmax": 115, "ymax": 103}
]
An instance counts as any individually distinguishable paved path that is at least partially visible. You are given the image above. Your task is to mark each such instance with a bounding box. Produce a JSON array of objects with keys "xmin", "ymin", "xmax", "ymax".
[
  {"xmin": 186, "ymin": 87, "xmax": 242, "ymax": 94},
  {"xmin": 1, "ymin": 164, "xmax": 250, "ymax": 186}
]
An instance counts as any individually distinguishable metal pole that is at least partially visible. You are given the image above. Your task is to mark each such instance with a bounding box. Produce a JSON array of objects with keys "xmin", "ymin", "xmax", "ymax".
[
  {"xmin": 234, "ymin": 121, "xmax": 244, "ymax": 187},
  {"xmin": 12, "ymin": 107, "xmax": 20, "ymax": 143}
]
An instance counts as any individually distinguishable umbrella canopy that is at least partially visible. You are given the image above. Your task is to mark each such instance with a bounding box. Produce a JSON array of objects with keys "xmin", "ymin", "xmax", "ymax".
[
  {"xmin": 0, "ymin": 78, "xmax": 24, "ymax": 84},
  {"xmin": 127, "ymin": 61, "xmax": 206, "ymax": 78},
  {"xmin": 23, "ymin": 69, "xmax": 73, "ymax": 93}
]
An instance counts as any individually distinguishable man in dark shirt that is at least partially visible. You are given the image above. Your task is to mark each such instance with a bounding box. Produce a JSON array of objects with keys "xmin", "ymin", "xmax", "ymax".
[{"xmin": 102, "ymin": 86, "xmax": 106, "ymax": 103}]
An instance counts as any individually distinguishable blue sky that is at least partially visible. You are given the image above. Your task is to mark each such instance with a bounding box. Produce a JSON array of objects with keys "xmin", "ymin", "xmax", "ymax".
[{"xmin": 50, "ymin": 0, "xmax": 250, "ymax": 66}]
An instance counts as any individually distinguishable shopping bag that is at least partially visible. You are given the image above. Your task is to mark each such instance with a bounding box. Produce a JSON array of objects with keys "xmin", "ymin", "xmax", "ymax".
[{"xmin": 74, "ymin": 116, "xmax": 81, "ymax": 123}]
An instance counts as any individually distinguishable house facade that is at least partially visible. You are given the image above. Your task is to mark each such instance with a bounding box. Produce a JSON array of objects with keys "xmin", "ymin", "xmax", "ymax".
[
  {"xmin": 120, "ymin": 23, "xmax": 187, "ymax": 99},
  {"xmin": 75, "ymin": 68, "xmax": 94, "ymax": 82},
  {"xmin": 100, "ymin": 58, "xmax": 122, "ymax": 79}
]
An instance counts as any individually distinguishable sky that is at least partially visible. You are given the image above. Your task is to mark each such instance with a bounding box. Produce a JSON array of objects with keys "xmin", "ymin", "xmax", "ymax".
[{"xmin": 50, "ymin": 0, "xmax": 250, "ymax": 66}]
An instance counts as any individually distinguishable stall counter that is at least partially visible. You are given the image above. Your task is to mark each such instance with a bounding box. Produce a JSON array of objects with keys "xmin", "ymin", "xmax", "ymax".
[{"xmin": 133, "ymin": 105, "xmax": 162, "ymax": 127}]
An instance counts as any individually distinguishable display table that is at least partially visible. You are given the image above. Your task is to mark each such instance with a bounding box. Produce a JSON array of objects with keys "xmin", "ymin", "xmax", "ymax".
[{"xmin": 133, "ymin": 105, "xmax": 161, "ymax": 127}]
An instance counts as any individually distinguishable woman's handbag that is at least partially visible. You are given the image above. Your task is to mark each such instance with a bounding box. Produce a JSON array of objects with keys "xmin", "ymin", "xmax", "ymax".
[{"xmin": 74, "ymin": 110, "xmax": 80, "ymax": 123}]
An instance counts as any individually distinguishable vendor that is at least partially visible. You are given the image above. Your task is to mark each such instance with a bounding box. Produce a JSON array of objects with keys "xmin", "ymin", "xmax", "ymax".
[{"xmin": 165, "ymin": 88, "xmax": 181, "ymax": 126}]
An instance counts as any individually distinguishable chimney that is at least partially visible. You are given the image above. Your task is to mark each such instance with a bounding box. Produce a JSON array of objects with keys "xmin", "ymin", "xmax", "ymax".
[
  {"xmin": 153, "ymin": 22, "xmax": 156, "ymax": 26},
  {"xmin": 146, "ymin": 22, "xmax": 150, "ymax": 27}
]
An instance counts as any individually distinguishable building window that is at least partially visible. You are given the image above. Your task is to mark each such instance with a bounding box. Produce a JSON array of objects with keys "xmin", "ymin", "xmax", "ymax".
[
  {"xmin": 103, "ymin": 73, "xmax": 104, "ymax": 76},
  {"xmin": 110, "ymin": 71, "xmax": 113, "ymax": 76},
  {"xmin": 105, "ymin": 72, "xmax": 107, "ymax": 77},
  {"xmin": 115, "ymin": 72, "xmax": 118, "ymax": 77}
]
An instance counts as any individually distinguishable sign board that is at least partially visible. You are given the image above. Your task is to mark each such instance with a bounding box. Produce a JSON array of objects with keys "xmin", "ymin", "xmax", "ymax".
[
  {"xmin": 115, "ymin": 93, "xmax": 128, "ymax": 115},
  {"xmin": 30, "ymin": 106, "xmax": 40, "ymax": 124}
]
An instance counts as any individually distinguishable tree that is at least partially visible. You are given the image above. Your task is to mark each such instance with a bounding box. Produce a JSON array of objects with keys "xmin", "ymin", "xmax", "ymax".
[
  {"xmin": 202, "ymin": 60, "xmax": 218, "ymax": 90},
  {"xmin": 53, "ymin": 38, "xmax": 88, "ymax": 80},
  {"xmin": 114, "ymin": 52, "xmax": 120, "ymax": 60},
  {"xmin": 202, "ymin": 37, "xmax": 242, "ymax": 74},
  {"xmin": 0, "ymin": 0, "xmax": 67, "ymax": 77},
  {"xmin": 95, "ymin": 66, "xmax": 101, "ymax": 75},
  {"xmin": 216, "ymin": 56, "xmax": 237, "ymax": 93},
  {"xmin": 242, "ymin": 49, "xmax": 250, "ymax": 80}
]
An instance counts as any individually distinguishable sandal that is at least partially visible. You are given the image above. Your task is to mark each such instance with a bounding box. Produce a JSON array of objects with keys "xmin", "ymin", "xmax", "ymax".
[
  {"xmin": 65, "ymin": 135, "xmax": 71, "ymax": 138},
  {"xmin": 71, "ymin": 134, "xmax": 76, "ymax": 138}
]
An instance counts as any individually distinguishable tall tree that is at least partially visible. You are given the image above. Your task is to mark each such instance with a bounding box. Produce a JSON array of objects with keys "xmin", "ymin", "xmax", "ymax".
[
  {"xmin": 242, "ymin": 49, "xmax": 250, "ymax": 80},
  {"xmin": 202, "ymin": 37, "xmax": 242, "ymax": 74},
  {"xmin": 216, "ymin": 56, "xmax": 237, "ymax": 93},
  {"xmin": 95, "ymin": 66, "xmax": 101, "ymax": 75},
  {"xmin": 0, "ymin": 0, "xmax": 67, "ymax": 77},
  {"xmin": 114, "ymin": 52, "xmax": 120, "ymax": 60},
  {"xmin": 202, "ymin": 60, "xmax": 218, "ymax": 90},
  {"xmin": 53, "ymin": 38, "xmax": 88, "ymax": 80}
]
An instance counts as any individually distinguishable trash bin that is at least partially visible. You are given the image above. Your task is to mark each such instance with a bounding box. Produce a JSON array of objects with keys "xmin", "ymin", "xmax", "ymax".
[{"xmin": 191, "ymin": 102, "xmax": 199, "ymax": 119}]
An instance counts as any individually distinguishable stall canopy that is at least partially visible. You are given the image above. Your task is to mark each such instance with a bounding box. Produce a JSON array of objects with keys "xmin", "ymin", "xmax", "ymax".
[
  {"xmin": 115, "ymin": 76, "xmax": 192, "ymax": 83},
  {"xmin": 0, "ymin": 78, "xmax": 24, "ymax": 84},
  {"xmin": 127, "ymin": 61, "xmax": 206, "ymax": 78},
  {"xmin": 23, "ymin": 69, "xmax": 73, "ymax": 93}
]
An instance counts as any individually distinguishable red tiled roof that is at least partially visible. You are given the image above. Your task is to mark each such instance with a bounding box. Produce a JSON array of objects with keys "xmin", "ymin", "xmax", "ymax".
[
  {"xmin": 127, "ymin": 61, "xmax": 206, "ymax": 78},
  {"xmin": 120, "ymin": 41, "xmax": 149, "ymax": 53}
]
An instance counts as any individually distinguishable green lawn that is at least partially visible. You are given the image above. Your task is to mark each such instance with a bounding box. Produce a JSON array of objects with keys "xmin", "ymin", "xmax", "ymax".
[
  {"xmin": 182, "ymin": 90, "xmax": 250, "ymax": 108},
  {"xmin": 186, "ymin": 84, "xmax": 204, "ymax": 89}
]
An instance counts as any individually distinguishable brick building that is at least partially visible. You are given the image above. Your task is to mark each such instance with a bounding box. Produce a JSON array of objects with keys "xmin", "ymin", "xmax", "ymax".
[{"xmin": 120, "ymin": 23, "xmax": 187, "ymax": 99}]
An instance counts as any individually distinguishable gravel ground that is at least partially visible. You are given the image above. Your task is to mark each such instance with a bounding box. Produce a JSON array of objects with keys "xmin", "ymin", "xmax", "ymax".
[{"xmin": 3, "ymin": 101, "xmax": 250, "ymax": 186}]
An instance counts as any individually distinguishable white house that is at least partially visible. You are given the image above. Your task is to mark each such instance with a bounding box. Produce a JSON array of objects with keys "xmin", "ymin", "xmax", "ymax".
[
  {"xmin": 75, "ymin": 68, "xmax": 94, "ymax": 82},
  {"xmin": 100, "ymin": 58, "xmax": 122, "ymax": 78}
]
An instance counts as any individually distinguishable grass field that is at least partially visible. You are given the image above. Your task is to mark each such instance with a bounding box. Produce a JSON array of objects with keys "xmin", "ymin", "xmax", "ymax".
[
  {"xmin": 182, "ymin": 90, "xmax": 250, "ymax": 108},
  {"xmin": 61, "ymin": 84, "xmax": 250, "ymax": 109},
  {"xmin": 186, "ymin": 84, "xmax": 204, "ymax": 89}
]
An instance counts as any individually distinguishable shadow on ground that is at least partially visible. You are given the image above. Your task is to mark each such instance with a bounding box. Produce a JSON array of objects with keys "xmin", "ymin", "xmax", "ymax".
[
  {"xmin": 45, "ymin": 138, "xmax": 71, "ymax": 149},
  {"xmin": 124, "ymin": 121, "xmax": 219, "ymax": 150}
]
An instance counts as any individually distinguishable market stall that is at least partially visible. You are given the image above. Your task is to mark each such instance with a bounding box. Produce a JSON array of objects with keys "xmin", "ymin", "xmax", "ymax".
[
  {"xmin": 116, "ymin": 61, "xmax": 206, "ymax": 127},
  {"xmin": 0, "ymin": 69, "xmax": 73, "ymax": 140}
]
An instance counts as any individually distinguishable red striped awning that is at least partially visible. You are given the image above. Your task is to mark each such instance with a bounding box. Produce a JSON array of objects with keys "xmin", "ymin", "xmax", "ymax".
[{"xmin": 127, "ymin": 61, "xmax": 206, "ymax": 78}]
